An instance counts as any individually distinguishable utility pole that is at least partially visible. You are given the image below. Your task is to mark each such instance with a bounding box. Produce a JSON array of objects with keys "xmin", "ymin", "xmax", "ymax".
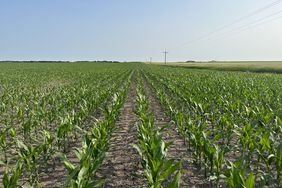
[{"xmin": 163, "ymin": 51, "xmax": 168, "ymax": 65}]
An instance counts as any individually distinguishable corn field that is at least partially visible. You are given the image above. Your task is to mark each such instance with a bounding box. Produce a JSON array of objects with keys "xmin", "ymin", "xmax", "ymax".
[{"xmin": 0, "ymin": 63, "xmax": 281, "ymax": 188}]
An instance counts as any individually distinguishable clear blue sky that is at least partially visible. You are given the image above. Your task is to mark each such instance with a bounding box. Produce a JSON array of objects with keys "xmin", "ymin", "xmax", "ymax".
[{"xmin": 1, "ymin": 0, "xmax": 282, "ymax": 61}]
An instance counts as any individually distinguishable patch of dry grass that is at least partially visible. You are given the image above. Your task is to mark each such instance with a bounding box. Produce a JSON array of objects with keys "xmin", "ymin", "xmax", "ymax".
[{"xmin": 148, "ymin": 61, "xmax": 282, "ymax": 74}]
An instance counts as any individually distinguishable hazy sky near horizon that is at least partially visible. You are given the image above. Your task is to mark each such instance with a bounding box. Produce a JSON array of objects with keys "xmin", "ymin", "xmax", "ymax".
[{"xmin": 1, "ymin": 0, "xmax": 282, "ymax": 62}]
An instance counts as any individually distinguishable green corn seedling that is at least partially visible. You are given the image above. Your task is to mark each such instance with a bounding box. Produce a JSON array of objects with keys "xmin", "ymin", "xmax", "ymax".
[{"xmin": 2, "ymin": 161, "xmax": 23, "ymax": 188}]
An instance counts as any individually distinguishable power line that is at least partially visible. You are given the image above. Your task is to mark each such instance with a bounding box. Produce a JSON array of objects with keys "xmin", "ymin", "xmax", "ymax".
[
  {"xmin": 162, "ymin": 51, "xmax": 168, "ymax": 64},
  {"xmin": 238, "ymin": 14, "xmax": 282, "ymax": 33},
  {"xmin": 203, "ymin": 10, "xmax": 282, "ymax": 43},
  {"xmin": 169, "ymin": 0, "xmax": 282, "ymax": 50}
]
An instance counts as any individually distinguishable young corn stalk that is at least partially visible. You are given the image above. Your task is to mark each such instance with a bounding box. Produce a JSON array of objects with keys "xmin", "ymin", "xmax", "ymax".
[
  {"xmin": 57, "ymin": 113, "xmax": 74, "ymax": 153},
  {"xmin": 134, "ymin": 77, "xmax": 181, "ymax": 188},
  {"xmin": 209, "ymin": 144, "xmax": 225, "ymax": 187},
  {"xmin": 2, "ymin": 161, "xmax": 23, "ymax": 188},
  {"xmin": 16, "ymin": 139, "xmax": 43, "ymax": 187},
  {"xmin": 62, "ymin": 76, "xmax": 130, "ymax": 187},
  {"xmin": 224, "ymin": 160, "xmax": 255, "ymax": 188},
  {"xmin": 61, "ymin": 129, "xmax": 106, "ymax": 188}
]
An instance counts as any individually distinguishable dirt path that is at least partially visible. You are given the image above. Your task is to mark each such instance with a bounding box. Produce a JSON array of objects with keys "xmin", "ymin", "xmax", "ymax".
[
  {"xmin": 96, "ymin": 77, "xmax": 146, "ymax": 188},
  {"xmin": 142, "ymin": 75, "xmax": 210, "ymax": 188}
]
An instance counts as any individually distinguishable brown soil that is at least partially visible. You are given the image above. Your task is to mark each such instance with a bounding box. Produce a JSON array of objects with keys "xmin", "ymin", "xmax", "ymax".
[{"xmin": 95, "ymin": 77, "xmax": 146, "ymax": 187}]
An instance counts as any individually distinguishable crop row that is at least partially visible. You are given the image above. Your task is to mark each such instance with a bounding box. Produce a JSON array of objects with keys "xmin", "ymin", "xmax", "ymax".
[
  {"xmin": 61, "ymin": 71, "xmax": 132, "ymax": 187},
  {"xmin": 0, "ymin": 64, "xmax": 133, "ymax": 187},
  {"xmin": 142, "ymin": 66, "xmax": 281, "ymax": 187},
  {"xmin": 134, "ymin": 72, "xmax": 181, "ymax": 188}
]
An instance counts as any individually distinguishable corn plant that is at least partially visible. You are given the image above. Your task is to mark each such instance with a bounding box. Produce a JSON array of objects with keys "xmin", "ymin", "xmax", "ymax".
[
  {"xmin": 2, "ymin": 161, "xmax": 23, "ymax": 188},
  {"xmin": 57, "ymin": 114, "xmax": 74, "ymax": 152},
  {"xmin": 0, "ymin": 126, "xmax": 10, "ymax": 164},
  {"xmin": 190, "ymin": 121, "xmax": 207, "ymax": 167},
  {"xmin": 61, "ymin": 140, "xmax": 104, "ymax": 188},
  {"xmin": 202, "ymin": 133, "xmax": 216, "ymax": 178},
  {"xmin": 224, "ymin": 160, "xmax": 255, "ymax": 188},
  {"xmin": 268, "ymin": 142, "xmax": 282, "ymax": 186},
  {"xmin": 134, "ymin": 77, "xmax": 181, "ymax": 188},
  {"xmin": 16, "ymin": 139, "xmax": 43, "ymax": 186},
  {"xmin": 40, "ymin": 130, "xmax": 55, "ymax": 164},
  {"xmin": 61, "ymin": 74, "xmax": 130, "ymax": 187},
  {"xmin": 209, "ymin": 144, "xmax": 225, "ymax": 187},
  {"xmin": 133, "ymin": 118, "xmax": 181, "ymax": 188}
]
